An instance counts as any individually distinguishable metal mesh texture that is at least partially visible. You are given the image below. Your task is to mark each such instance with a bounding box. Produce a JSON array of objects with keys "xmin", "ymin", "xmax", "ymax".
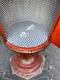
[
  {"xmin": 0, "ymin": 0, "xmax": 60, "ymax": 47},
  {"xmin": 0, "ymin": 0, "xmax": 60, "ymax": 29},
  {"xmin": 5, "ymin": 21, "xmax": 48, "ymax": 47}
]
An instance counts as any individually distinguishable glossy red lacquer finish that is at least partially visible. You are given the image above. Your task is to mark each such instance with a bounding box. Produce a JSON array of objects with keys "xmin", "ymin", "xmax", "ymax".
[
  {"xmin": 0, "ymin": 24, "xmax": 7, "ymax": 42},
  {"xmin": 49, "ymin": 10, "xmax": 60, "ymax": 48},
  {"xmin": 48, "ymin": 10, "xmax": 60, "ymax": 40},
  {"xmin": 49, "ymin": 19, "xmax": 60, "ymax": 48}
]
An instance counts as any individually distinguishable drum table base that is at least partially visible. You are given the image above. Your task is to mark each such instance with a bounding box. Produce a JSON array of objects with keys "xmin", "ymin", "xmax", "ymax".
[{"xmin": 10, "ymin": 52, "xmax": 45, "ymax": 79}]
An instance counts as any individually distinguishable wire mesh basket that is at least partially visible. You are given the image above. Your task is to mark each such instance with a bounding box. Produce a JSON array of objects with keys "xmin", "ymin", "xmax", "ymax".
[{"xmin": 0, "ymin": 0, "xmax": 60, "ymax": 53}]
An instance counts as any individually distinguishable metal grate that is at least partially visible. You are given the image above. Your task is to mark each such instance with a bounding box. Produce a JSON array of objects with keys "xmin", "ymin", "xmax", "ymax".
[
  {"xmin": 5, "ymin": 21, "xmax": 48, "ymax": 47},
  {"xmin": 0, "ymin": 0, "xmax": 60, "ymax": 48},
  {"xmin": 0, "ymin": 0, "xmax": 59, "ymax": 29}
]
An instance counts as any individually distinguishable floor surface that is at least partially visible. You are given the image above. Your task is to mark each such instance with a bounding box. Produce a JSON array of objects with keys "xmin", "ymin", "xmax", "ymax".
[{"xmin": 0, "ymin": 39, "xmax": 60, "ymax": 80}]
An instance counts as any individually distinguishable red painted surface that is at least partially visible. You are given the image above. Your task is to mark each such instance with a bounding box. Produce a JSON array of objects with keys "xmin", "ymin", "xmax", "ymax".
[
  {"xmin": 49, "ymin": 19, "xmax": 60, "ymax": 48},
  {"xmin": 0, "ymin": 23, "xmax": 7, "ymax": 42},
  {"xmin": 12, "ymin": 53, "xmax": 43, "ymax": 74},
  {"xmin": 48, "ymin": 10, "xmax": 60, "ymax": 40},
  {"xmin": 6, "ymin": 40, "xmax": 48, "ymax": 52},
  {"xmin": 14, "ymin": 53, "xmax": 40, "ymax": 68},
  {"xmin": 49, "ymin": 10, "xmax": 60, "ymax": 48}
]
